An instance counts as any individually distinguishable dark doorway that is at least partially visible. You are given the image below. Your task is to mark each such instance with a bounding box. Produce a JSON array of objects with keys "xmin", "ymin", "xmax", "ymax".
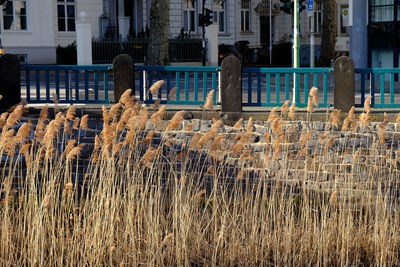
[{"xmin": 260, "ymin": 16, "xmax": 270, "ymax": 46}]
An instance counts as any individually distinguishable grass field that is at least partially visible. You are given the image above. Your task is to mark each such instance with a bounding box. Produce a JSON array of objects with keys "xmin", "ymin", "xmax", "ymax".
[{"xmin": 1, "ymin": 89, "xmax": 400, "ymax": 265}]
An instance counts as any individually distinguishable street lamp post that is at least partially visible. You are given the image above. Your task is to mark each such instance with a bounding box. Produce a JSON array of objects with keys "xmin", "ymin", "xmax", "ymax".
[{"xmin": 269, "ymin": 0, "xmax": 272, "ymax": 65}]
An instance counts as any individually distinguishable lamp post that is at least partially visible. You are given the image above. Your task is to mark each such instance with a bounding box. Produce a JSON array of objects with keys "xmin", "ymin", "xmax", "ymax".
[
  {"xmin": 269, "ymin": 0, "xmax": 272, "ymax": 65},
  {"xmin": 293, "ymin": 0, "xmax": 299, "ymax": 103}
]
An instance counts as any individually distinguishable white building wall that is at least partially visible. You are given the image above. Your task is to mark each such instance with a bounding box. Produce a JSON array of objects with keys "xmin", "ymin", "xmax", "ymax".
[
  {"xmin": 53, "ymin": 0, "xmax": 102, "ymax": 47},
  {"xmin": 2, "ymin": 0, "xmax": 56, "ymax": 63}
]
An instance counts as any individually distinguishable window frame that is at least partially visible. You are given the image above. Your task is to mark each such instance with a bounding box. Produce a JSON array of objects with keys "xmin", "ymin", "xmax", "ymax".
[
  {"xmin": 2, "ymin": 0, "xmax": 28, "ymax": 31},
  {"xmin": 57, "ymin": 0, "xmax": 76, "ymax": 32},
  {"xmin": 369, "ymin": 0, "xmax": 395, "ymax": 23},
  {"xmin": 309, "ymin": 2, "xmax": 322, "ymax": 35},
  {"xmin": 213, "ymin": 0, "xmax": 227, "ymax": 33},
  {"xmin": 241, "ymin": 0, "xmax": 250, "ymax": 32},
  {"xmin": 183, "ymin": 0, "xmax": 197, "ymax": 33}
]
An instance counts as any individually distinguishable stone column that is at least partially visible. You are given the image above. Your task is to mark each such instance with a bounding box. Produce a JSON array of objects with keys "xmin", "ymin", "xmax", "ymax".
[
  {"xmin": 113, "ymin": 54, "xmax": 134, "ymax": 103},
  {"xmin": 118, "ymin": 16, "xmax": 130, "ymax": 39},
  {"xmin": 349, "ymin": 0, "xmax": 367, "ymax": 68},
  {"xmin": 0, "ymin": 54, "xmax": 21, "ymax": 111},
  {"xmin": 76, "ymin": 12, "xmax": 92, "ymax": 65},
  {"xmin": 334, "ymin": 56, "xmax": 355, "ymax": 112},
  {"xmin": 205, "ymin": 23, "xmax": 218, "ymax": 66},
  {"xmin": 221, "ymin": 55, "xmax": 242, "ymax": 113}
]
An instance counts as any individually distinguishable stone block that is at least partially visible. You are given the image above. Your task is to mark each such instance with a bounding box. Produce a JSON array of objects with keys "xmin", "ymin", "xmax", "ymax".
[
  {"xmin": 334, "ymin": 56, "xmax": 355, "ymax": 112},
  {"xmin": 221, "ymin": 56, "xmax": 242, "ymax": 113},
  {"xmin": 113, "ymin": 54, "xmax": 134, "ymax": 103}
]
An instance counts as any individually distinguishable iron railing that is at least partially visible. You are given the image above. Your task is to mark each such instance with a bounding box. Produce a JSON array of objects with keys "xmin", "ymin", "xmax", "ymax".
[
  {"xmin": 92, "ymin": 38, "xmax": 203, "ymax": 64},
  {"xmin": 20, "ymin": 65, "xmax": 112, "ymax": 104}
]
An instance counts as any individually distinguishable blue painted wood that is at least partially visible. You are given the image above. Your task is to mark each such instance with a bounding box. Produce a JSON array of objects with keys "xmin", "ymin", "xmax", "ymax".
[
  {"xmin": 65, "ymin": 70, "xmax": 70, "ymax": 102},
  {"xmin": 35, "ymin": 70, "xmax": 40, "ymax": 101},
  {"xmin": 176, "ymin": 72, "xmax": 180, "ymax": 101},
  {"xmin": 257, "ymin": 72, "xmax": 261, "ymax": 105},
  {"xmin": 26, "ymin": 70, "xmax": 30, "ymax": 101},
  {"xmin": 94, "ymin": 71, "xmax": 99, "ymax": 101},
  {"xmin": 104, "ymin": 72, "xmax": 109, "ymax": 102},
  {"xmin": 167, "ymin": 72, "xmax": 171, "ymax": 100},
  {"xmin": 203, "ymin": 72, "xmax": 207, "ymax": 102},
  {"xmin": 55, "ymin": 70, "xmax": 60, "ymax": 102},
  {"xmin": 390, "ymin": 74, "xmax": 395, "ymax": 104},
  {"xmin": 371, "ymin": 73, "xmax": 375, "ymax": 106},
  {"xmin": 304, "ymin": 73, "xmax": 309, "ymax": 104},
  {"xmin": 45, "ymin": 70, "xmax": 50, "ymax": 101},
  {"xmin": 212, "ymin": 72, "xmax": 217, "ymax": 103},
  {"xmin": 185, "ymin": 72, "xmax": 189, "ymax": 102},
  {"xmin": 75, "ymin": 70, "xmax": 79, "ymax": 102},
  {"xmin": 276, "ymin": 74, "xmax": 280, "ymax": 104},
  {"xmin": 266, "ymin": 73, "xmax": 270, "ymax": 104},
  {"xmin": 84, "ymin": 70, "xmax": 89, "ymax": 101},
  {"xmin": 323, "ymin": 73, "xmax": 328, "ymax": 106},
  {"xmin": 285, "ymin": 74, "xmax": 289, "ymax": 100},
  {"xmin": 380, "ymin": 74, "xmax": 385, "ymax": 105},
  {"xmin": 148, "ymin": 71, "xmax": 153, "ymax": 102},
  {"xmin": 248, "ymin": 72, "xmax": 252, "ymax": 104},
  {"xmin": 360, "ymin": 73, "xmax": 365, "ymax": 106},
  {"xmin": 194, "ymin": 72, "xmax": 198, "ymax": 102}
]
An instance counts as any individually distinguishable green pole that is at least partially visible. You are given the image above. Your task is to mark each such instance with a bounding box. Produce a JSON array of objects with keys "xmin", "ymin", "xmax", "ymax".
[{"xmin": 293, "ymin": 0, "xmax": 299, "ymax": 103}]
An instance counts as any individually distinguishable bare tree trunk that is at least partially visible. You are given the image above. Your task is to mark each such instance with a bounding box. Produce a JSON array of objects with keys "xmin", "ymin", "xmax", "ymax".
[
  {"xmin": 318, "ymin": 0, "xmax": 337, "ymax": 67},
  {"xmin": 145, "ymin": 0, "xmax": 170, "ymax": 65}
]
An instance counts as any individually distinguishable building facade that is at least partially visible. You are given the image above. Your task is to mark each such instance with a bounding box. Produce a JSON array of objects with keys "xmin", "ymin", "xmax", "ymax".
[{"xmin": 1, "ymin": 0, "xmax": 102, "ymax": 64}]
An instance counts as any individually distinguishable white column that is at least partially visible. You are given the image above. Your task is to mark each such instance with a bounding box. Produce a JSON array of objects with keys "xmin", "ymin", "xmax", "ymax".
[
  {"xmin": 76, "ymin": 12, "xmax": 92, "ymax": 65},
  {"xmin": 205, "ymin": 23, "xmax": 219, "ymax": 66}
]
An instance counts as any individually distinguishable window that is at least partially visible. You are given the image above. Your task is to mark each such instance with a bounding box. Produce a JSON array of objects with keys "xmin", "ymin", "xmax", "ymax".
[
  {"xmin": 370, "ymin": 0, "xmax": 394, "ymax": 22},
  {"xmin": 241, "ymin": 0, "xmax": 250, "ymax": 31},
  {"xmin": 309, "ymin": 2, "xmax": 322, "ymax": 34},
  {"xmin": 57, "ymin": 0, "xmax": 76, "ymax": 32},
  {"xmin": 3, "ymin": 0, "xmax": 27, "ymax": 30},
  {"xmin": 213, "ymin": 0, "xmax": 226, "ymax": 33},
  {"xmin": 183, "ymin": 0, "xmax": 196, "ymax": 33}
]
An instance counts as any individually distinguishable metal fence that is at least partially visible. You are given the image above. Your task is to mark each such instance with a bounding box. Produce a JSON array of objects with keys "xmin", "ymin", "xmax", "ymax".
[
  {"xmin": 242, "ymin": 67, "xmax": 333, "ymax": 108},
  {"xmin": 92, "ymin": 38, "xmax": 203, "ymax": 64},
  {"xmin": 21, "ymin": 65, "xmax": 112, "ymax": 104}
]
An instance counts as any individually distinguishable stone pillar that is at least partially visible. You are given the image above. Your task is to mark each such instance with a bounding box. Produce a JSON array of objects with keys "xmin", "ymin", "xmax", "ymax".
[
  {"xmin": 334, "ymin": 56, "xmax": 355, "ymax": 112},
  {"xmin": 113, "ymin": 54, "xmax": 134, "ymax": 103},
  {"xmin": 0, "ymin": 54, "xmax": 21, "ymax": 111},
  {"xmin": 349, "ymin": 0, "xmax": 367, "ymax": 69},
  {"xmin": 205, "ymin": 23, "xmax": 218, "ymax": 66},
  {"xmin": 221, "ymin": 55, "xmax": 242, "ymax": 113},
  {"xmin": 76, "ymin": 12, "xmax": 92, "ymax": 65}
]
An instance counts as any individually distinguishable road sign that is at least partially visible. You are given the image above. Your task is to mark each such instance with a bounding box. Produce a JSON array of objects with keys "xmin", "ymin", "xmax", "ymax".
[{"xmin": 307, "ymin": 0, "xmax": 313, "ymax": 11}]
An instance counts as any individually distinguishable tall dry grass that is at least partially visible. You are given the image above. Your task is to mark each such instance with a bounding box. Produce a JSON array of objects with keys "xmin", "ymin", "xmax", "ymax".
[{"xmin": 1, "ymin": 96, "xmax": 400, "ymax": 265}]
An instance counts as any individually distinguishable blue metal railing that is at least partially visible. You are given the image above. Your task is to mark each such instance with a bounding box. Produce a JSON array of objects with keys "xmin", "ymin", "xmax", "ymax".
[
  {"xmin": 355, "ymin": 68, "xmax": 400, "ymax": 108},
  {"xmin": 135, "ymin": 65, "xmax": 220, "ymax": 106},
  {"xmin": 242, "ymin": 67, "xmax": 333, "ymax": 107},
  {"xmin": 21, "ymin": 65, "xmax": 112, "ymax": 104}
]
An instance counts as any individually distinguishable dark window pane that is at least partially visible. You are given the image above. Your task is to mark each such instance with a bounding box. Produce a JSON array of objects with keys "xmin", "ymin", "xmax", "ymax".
[
  {"xmin": 58, "ymin": 18, "xmax": 66, "ymax": 31},
  {"xmin": 15, "ymin": 1, "xmax": 26, "ymax": 15},
  {"xmin": 219, "ymin": 12, "xmax": 224, "ymax": 32},
  {"xmin": 190, "ymin": 10, "xmax": 195, "ymax": 31},
  {"xmin": 67, "ymin": 5, "xmax": 75, "ymax": 18},
  {"xmin": 4, "ymin": 1, "xmax": 13, "ymax": 16},
  {"xmin": 183, "ymin": 11, "xmax": 188, "ymax": 31},
  {"xmin": 57, "ymin": 0, "xmax": 64, "ymax": 2},
  {"xmin": 67, "ymin": 18, "xmax": 75, "ymax": 31},
  {"xmin": 67, "ymin": 0, "xmax": 75, "ymax": 2},
  {"xmin": 3, "ymin": 15, "xmax": 13, "ymax": 30},
  {"xmin": 245, "ymin": 11, "xmax": 249, "ymax": 30},
  {"xmin": 58, "ymin": 5, "xmax": 65, "ymax": 18},
  {"xmin": 20, "ymin": 15, "xmax": 27, "ymax": 30},
  {"xmin": 241, "ymin": 11, "xmax": 244, "ymax": 31}
]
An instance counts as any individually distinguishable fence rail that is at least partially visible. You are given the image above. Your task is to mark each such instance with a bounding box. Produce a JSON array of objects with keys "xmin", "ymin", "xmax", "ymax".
[
  {"xmin": 242, "ymin": 67, "xmax": 333, "ymax": 108},
  {"xmin": 21, "ymin": 65, "xmax": 112, "ymax": 104},
  {"xmin": 136, "ymin": 65, "xmax": 220, "ymax": 106},
  {"xmin": 355, "ymin": 68, "xmax": 400, "ymax": 108}
]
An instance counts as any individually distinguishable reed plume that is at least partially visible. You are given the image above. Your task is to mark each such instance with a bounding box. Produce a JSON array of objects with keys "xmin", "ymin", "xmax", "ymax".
[
  {"xmin": 318, "ymin": 131, "xmax": 330, "ymax": 144},
  {"xmin": 328, "ymin": 109, "xmax": 341, "ymax": 129},
  {"xmin": 119, "ymin": 89, "xmax": 132, "ymax": 105},
  {"xmin": 324, "ymin": 136, "xmax": 336, "ymax": 153},
  {"xmin": 271, "ymin": 117, "xmax": 284, "ymax": 136},
  {"xmin": 142, "ymin": 130, "xmax": 154, "ymax": 144},
  {"xmin": 307, "ymin": 96, "xmax": 314, "ymax": 113},
  {"xmin": 329, "ymin": 191, "xmax": 337, "ymax": 205},
  {"xmin": 246, "ymin": 117, "xmax": 254, "ymax": 132},
  {"xmin": 233, "ymin": 118, "xmax": 243, "ymax": 130},
  {"xmin": 0, "ymin": 112, "xmax": 8, "ymax": 128},
  {"xmin": 66, "ymin": 104, "xmax": 77, "ymax": 121},
  {"xmin": 267, "ymin": 107, "xmax": 279, "ymax": 122},
  {"xmin": 364, "ymin": 95, "xmax": 373, "ymax": 113},
  {"xmin": 342, "ymin": 106, "xmax": 355, "ymax": 131},
  {"xmin": 6, "ymin": 104, "xmax": 24, "ymax": 128},
  {"xmin": 140, "ymin": 146, "xmax": 157, "ymax": 165},
  {"xmin": 288, "ymin": 102, "xmax": 296, "ymax": 120},
  {"xmin": 203, "ymin": 90, "xmax": 215, "ymax": 110},
  {"xmin": 14, "ymin": 122, "xmax": 31, "ymax": 143},
  {"xmin": 184, "ymin": 121, "xmax": 195, "ymax": 131},
  {"xmin": 149, "ymin": 80, "xmax": 164, "ymax": 95},
  {"xmin": 154, "ymin": 99, "xmax": 161, "ymax": 111},
  {"xmin": 188, "ymin": 133, "xmax": 201, "ymax": 150},
  {"xmin": 309, "ymin": 86, "xmax": 318, "ymax": 106},
  {"xmin": 66, "ymin": 144, "xmax": 85, "ymax": 160},
  {"xmin": 281, "ymin": 100, "xmax": 290, "ymax": 117},
  {"xmin": 168, "ymin": 87, "xmax": 177, "ymax": 100},
  {"xmin": 150, "ymin": 105, "xmax": 166, "ymax": 125},
  {"xmin": 61, "ymin": 139, "xmax": 76, "ymax": 159},
  {"xmin": 72, "ymin": 117, "xmax": 80, "ymax": 130},
  {"xmin": 109, "ymin": 103, "xmax": 122, "ymax": 120},
  {"xmin": 102, "ymin": 105, "xmax": 111, "ymax": 123},
  {"xmin": 80, "ymin": 114, "xmax": 89, "ymax": 130},
  {"xmin": 166, "ymin": 111, "xmax": 186, "ymax": 131},
  {"xmin": 273, "ymin": 134, "xmax": 283, "ymax": 160}
]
